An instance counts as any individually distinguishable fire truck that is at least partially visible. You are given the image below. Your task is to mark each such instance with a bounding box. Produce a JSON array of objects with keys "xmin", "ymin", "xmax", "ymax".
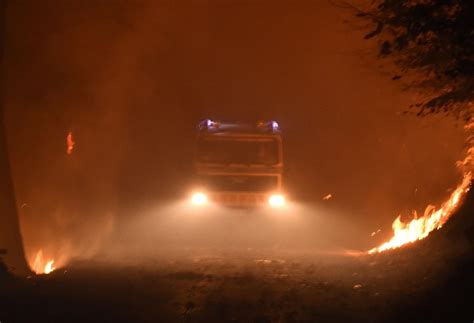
[{"xmin": 190, "ymin": 119, "xmax": 285, "ymax": 208}]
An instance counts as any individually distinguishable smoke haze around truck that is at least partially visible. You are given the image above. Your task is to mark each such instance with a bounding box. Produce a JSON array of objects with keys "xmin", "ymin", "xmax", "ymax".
[{"xmin": 3, "ymin": 0, "xmax": 466, "ymax": 268}]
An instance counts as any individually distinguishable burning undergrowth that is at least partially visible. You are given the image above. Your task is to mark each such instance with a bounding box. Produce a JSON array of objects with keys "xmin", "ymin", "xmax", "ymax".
[
  {"xmin": 31, "ymin": 249, "xmax": 55, "ymax": 275},
  {"xmin": 23, "ymin": 208, "xmax": 115, "ymax": 275},
  {"xmin": 370, "ymin": 117, "xmax": 474, "ymax": 253},
  {"xmin": 369, "ymin": 173, "xmax": 471, "ymax": 253}
]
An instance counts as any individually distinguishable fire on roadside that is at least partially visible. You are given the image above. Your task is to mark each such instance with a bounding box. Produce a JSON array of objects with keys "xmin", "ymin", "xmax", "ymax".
[
  {"xmin": 369, "ymin": 172, "xmax": 472, "ymax": 254},
  {"xmin": 369, "ymin": 119, "xmax": 474, "ymax": 253},
  {"xmin": 31, "ymin": 249, "xmax": 56, "ymax": 274}
]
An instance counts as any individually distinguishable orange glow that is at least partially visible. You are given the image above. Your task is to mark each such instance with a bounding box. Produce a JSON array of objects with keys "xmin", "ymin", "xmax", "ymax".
[
  {"xmin": 369, "ymin": 173, "xmax": 471, "ymax": 254},
  {"xmin": 31, "ymin": 250, "xmax": 56, "ymax": 274}
]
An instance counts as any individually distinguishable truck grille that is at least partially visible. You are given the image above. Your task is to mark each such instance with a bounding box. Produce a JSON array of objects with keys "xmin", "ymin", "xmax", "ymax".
[
  {"xmin": 198, "ymin": 175, "xmax": 278, "ymax": 192},
  {"xmin": 209, "ymin": 192, "xmax": 267, "ymax": 207}
]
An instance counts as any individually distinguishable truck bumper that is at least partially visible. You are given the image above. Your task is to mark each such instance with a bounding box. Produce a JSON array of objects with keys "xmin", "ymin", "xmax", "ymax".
[{"xmin": 208, "ymin": 192, "xmax": 269, "ymax": 208}]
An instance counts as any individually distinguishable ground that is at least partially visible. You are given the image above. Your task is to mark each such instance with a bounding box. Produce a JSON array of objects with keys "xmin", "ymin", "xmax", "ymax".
[
  {"xmin": 4, "ymin": 193, "xmax": 474, "ymax": 323},
  {"xmin": 1, "ymin": 238, "xmax": 473, "ymax": 323}
]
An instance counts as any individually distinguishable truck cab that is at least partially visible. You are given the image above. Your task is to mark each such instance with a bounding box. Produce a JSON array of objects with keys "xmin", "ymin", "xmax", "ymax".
[{"xmin": 190, "ymin": 120, "xmax": 285, "ymax": 208}]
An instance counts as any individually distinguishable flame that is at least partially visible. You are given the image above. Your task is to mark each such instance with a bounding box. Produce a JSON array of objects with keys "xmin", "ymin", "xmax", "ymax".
[
  {"xmin": 67, "ymin": 131, "xmax": 75, "ymax": 155},
  {"xmin": 31, "ymin": 250, "xmax": 56, "ymax": 274},
  {"xmin": 369, "ymin": 173, "xmax": 472, "ymax": 254},
  {"xmin": 44, "ymin": 260, "xmax": 56, "ymax": 274}
]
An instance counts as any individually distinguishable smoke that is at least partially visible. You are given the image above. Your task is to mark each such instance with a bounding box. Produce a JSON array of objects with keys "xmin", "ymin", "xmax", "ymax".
[
  {"xmin": 94, "ymin": 199, "xmax": 367, "ymax": 266},
  {"xmin": 3, "ymin": 0, "xmax": 466, "ymax": 269}
]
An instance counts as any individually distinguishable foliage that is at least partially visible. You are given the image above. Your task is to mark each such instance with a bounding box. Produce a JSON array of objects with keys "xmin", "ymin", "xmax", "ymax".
[{"xmin": 360, "ymin": 0, "xmax": 474, "ymax": 118}]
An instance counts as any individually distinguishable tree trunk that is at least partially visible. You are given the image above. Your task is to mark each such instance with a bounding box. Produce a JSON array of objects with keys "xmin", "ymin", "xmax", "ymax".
[{"xmin": 0, "ymin": 1, "xmax": 31, "ymax": 276}]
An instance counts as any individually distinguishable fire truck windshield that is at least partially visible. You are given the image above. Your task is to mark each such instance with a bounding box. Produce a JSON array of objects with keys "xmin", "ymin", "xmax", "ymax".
[{"xmin": 196, "ymin": 137, "xmax": 280, "ymax": 165}]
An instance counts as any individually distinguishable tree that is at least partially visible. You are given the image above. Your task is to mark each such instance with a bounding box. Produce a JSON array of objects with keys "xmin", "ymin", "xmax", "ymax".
[
  {"xmin": 0, "ymin": 1, "xmax": 31, "ymax": 276},
  {"xmin": 354, "ymin": 0, "xmax": 474, "ymax": 245},
  {"xmin": 358, "ymin": 0, "xmax": 474, "ymax": 119}
]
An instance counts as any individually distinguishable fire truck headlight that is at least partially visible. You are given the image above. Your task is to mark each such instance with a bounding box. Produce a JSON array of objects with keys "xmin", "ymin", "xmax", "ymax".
[
  {"xmin": 268, "ymin": 194, "xmax": 285, "ymax": 208},
  {"xmin": 191, "ymin": 192, "xmax": 208, "ymax": 205}
]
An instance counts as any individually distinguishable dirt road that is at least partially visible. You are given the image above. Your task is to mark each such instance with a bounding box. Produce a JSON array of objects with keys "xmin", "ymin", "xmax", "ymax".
[{"xmin": 2, "ymin": 240, "xmax": 472, "ymax": 323}]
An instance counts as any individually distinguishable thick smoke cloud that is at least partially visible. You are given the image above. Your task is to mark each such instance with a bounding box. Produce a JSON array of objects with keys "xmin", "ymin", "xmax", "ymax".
[{"xmin": 4, "ymin": 0, "xmax": 465, "ymax": 266}]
